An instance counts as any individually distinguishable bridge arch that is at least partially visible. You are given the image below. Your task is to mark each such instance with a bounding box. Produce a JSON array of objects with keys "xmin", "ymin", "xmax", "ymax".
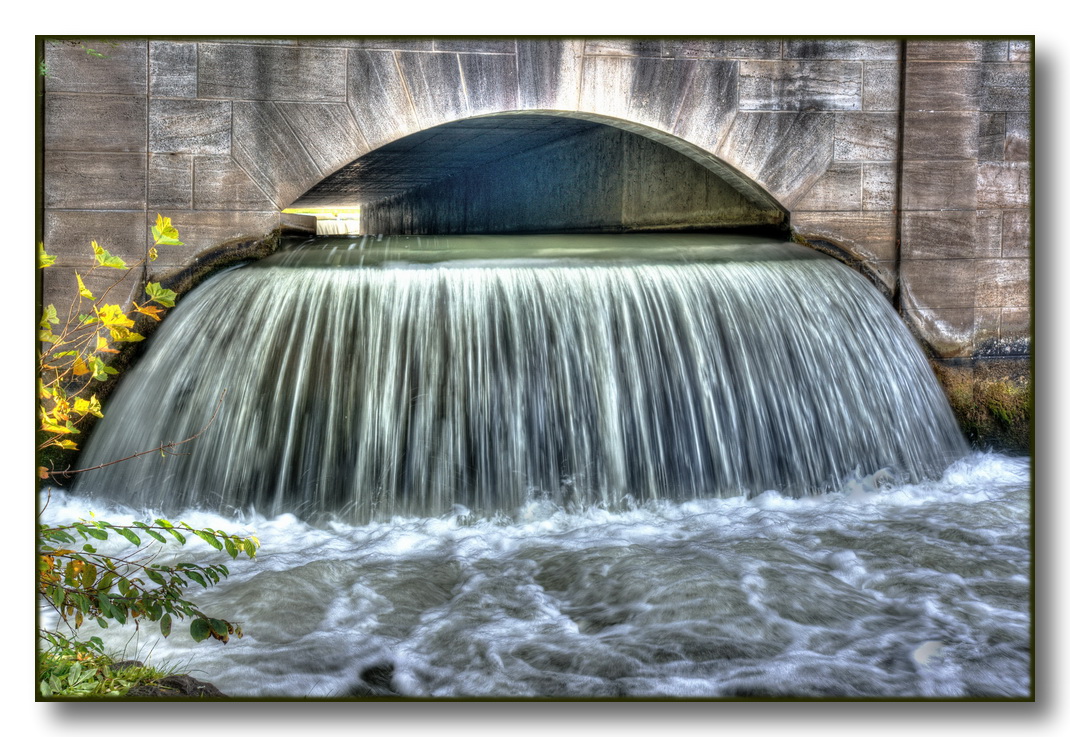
[{"xmin": 40, "ymin": 38, "xmax": 1032, "ymax": 363}]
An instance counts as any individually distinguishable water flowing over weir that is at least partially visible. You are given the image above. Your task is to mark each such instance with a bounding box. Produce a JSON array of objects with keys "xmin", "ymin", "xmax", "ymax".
[{"xmin": 75, "ymin": 234, "xmax": 968, "ymax": 522}]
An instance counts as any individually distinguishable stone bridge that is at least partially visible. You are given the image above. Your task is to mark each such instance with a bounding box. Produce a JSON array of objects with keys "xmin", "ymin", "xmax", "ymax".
[{"xmin": 39, "ymin": 37, "xmax": 1032, "ymax": 392}]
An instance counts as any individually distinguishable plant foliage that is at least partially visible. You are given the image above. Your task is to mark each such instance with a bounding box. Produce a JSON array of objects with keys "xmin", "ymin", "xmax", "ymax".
[
  {"xmin": 37, "ymin": 216, "xmax": 257, "ymax": 698},
  {"xmin": 37, "ymin": 215, "xmax": 185, "ymax": 477},
  {"xmin": 39, "ymin": 515, "xmax": 259, "ymax": 645}
]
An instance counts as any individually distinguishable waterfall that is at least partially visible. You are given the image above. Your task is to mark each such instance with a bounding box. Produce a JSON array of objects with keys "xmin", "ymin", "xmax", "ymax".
[{"xmin": 74, "ymin": 234, "xmax": 968, "ymax": 522}]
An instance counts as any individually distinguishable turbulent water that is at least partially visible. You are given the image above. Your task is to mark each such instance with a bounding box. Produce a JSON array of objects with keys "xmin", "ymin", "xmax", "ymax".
[
  {"xmin": 74, "ymin": 234, "xmax": 966, "ymax": 522},
  {"xmin": 40, "ymin": 453, "xmax": 1031, "ymax": 698},
  {"xmin": 50, "ymin": 233, "xmax": 1030, "ymax": 699}
]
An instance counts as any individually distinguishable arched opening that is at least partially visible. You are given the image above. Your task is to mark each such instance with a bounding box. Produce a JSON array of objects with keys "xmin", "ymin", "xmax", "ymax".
[{"xmin": 287, "ymin": 112, "xmax": 788, "ymax": 237}]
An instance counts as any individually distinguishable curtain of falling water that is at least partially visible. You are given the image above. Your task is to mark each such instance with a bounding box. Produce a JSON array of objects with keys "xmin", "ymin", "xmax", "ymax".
[{"xmin": 74, "ymin": 235, "xmax": 968, "ymax": 522}]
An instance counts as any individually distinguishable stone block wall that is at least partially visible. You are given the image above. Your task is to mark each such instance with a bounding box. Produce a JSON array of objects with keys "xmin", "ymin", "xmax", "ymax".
[
  {"xmin": 38, "ymin": 37, "xmax": 1033, "ymax": 375},
  {"xmin": 897, "ymin": 40, "xmax": 1032, "ymax": 360}
]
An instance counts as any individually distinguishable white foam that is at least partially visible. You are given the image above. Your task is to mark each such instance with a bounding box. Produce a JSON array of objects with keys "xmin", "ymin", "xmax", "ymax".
[{"xmin": 38, "ymin": 451, "xmax": 1031, "ymax": 698}]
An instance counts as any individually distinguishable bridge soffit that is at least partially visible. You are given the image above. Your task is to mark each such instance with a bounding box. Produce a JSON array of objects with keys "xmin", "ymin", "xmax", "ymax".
[{"xmin": 206, "ymin": 45, "xmax": 839, "ymax": 215}]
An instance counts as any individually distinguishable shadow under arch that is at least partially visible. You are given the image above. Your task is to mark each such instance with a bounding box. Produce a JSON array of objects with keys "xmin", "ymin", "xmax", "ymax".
[{"xmin": 288, "ymin": 110, "xmax": 790, "ymax": 237}]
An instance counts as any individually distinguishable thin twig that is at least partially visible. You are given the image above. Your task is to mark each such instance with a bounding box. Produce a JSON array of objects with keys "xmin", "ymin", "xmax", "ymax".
[{"xmin": 45, "ymin": 390, "xmax": 228, "ymax": 479}]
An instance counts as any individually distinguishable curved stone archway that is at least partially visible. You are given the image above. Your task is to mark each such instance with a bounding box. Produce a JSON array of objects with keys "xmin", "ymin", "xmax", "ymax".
[
  {"xmin": 222, "ymin": 46, "xmax": 841, "ymax": 226},
  {"xmin": 40, "ymin": 37, "xmax": 1032, "ymax": 364}
]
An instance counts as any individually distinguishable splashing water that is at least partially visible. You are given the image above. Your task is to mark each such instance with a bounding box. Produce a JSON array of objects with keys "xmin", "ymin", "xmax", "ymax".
[
  {"xmin": 41, "ymin": 452, "xmax": 1030, "ymax": 698},
  {"xmin": 51, "ymin": 233, "xmax": 1028, "ymax": 699},
  {"xmin": 74, "ymin": 234, "xmax": 967, "ymax": 522}
]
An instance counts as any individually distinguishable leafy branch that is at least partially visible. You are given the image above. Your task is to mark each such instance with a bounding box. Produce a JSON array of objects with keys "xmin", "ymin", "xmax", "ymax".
[
  {"xmin": 37, "ymin": 215, "xmax": 184, "ymax": 477},
  {"xmin": 39, "ymin": 517, "xmax": 259, "ymax": 644}
]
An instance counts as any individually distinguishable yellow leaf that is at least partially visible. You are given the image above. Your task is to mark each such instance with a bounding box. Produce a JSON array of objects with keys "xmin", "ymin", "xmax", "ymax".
[
  {"xmin": 98, "ymin": 304, "xmax": 135, "ymax": 329},
  {"xmin": 72, "ymin": 357, "xmax": 90, "ymax": 376},
  {"xmin": 52, "ymin": 396, "xmax": 71, "ymax": 417},
  {"xmin": 108, "ymin": 325, "xmax": 144, "ymax": 343},
  {"xmin": 133, "ymin": 302, "xmax": 164, "ymax": 321},
  {"xmin": 38, "ymin": 243, "xmax": 56, "ymax": 268},
  {"xmin": 75, "ymin": 272, "xmax": 94, "ymax": 300},
  {"xmin": 152, "ymin": 214, "xmax": 183, "ymax": 246},
  {"xmin": 95, "ymin": 335, "xmax": 118, "ymax": 354},
  {"xmin": 149, "ymin": 247, "xmax": 159, "ymax": 262},
  {"xmin": 74, "ymin": 395, "xmax": 103, "ymax": 419}
]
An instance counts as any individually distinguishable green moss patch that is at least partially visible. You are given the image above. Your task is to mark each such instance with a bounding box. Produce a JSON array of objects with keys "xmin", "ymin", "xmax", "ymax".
[{"xmin": 933, "ymin": 361, "xmax": 1032, "ymax": 454}]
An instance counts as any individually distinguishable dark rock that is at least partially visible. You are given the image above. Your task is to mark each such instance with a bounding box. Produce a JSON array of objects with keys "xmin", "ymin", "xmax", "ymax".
[
  {"xmin": 348, "ymin": 662, "xmax": 399, "ymax": 697},
  {"xmin": 125, "ymin": 674, "xmax": 227, "ymax": 698},
  {"xmin": 108, "ymin": 659, "xmax": 145, "ymax": 672}
]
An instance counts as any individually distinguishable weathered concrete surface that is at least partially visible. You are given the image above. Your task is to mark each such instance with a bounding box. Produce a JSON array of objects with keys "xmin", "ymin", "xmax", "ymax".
[
  {"xmin": 896, "ymin": 40, "xmax": 1032, "ymax": 364},
  {"xmin": 39, "ymin": 37, "xmax": 1033, "ymax": 377}
]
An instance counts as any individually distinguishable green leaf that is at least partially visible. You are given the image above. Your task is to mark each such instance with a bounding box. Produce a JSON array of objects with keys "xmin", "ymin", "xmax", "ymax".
[
  {"xmin": 243, "ymin": 539, "xmax": 257, "ymax": 558},
  {"xmin": 91, "ymin": 241, "xmax": 127, "ymax": 269},
  {"xmin": 144, "ymin": 282, "xmax": 177, "ymax": 308},
  {"xmin": 39, "ymin": 304, "xmax": 58, "ymax": 328},
  {"xmin": 160, "ymin": 613, "xmax": 172, "ymax": 637},
  {"xmin": 75, "ymin": 523, "xmax": 109, "ymax": 541},
  {"xmin": 97, "ymin": 571, "xmax": 117, "ymax": 592},
  {"xmin": 48, "ymin": 584, "xmax": 65, "ymax": 610},
  {"xmin": 96, "ymin": 592, "xmax": 115, "ymax": 618},
  {"xmin": 133, "ymin": 522, "xmax": 167, "ymax": 543},
  {"xmin": 87, "ymin": 355, "xmax": 119, "ymax": 382},
  {"xmin": 189, "ymin": 618, "xmax": 210, "ymax": 642},
  {"xmin": 224, "ymin": 537, "xmax": 239, "ymax": 559},
  {"xmin": 209, "ymin": 619, "xmax": 230, "ymax": 639},
  {"xmin": 185, "ymin": 571, "xmax": 207, "ymax": 588},
  {"xmin": 114, "ymin": 527, "xmax": 141, "ymax": 546},
  {"xmin": 193, "ymin": 530, "xmax": 223, "ymax": 551},
  {"xmin": 145, "ymin": 568, "xmax": 166, "ymax": 586},
  {"xmin": 157, "ymin": 519, "xmax": 186, "ymax": 543}
]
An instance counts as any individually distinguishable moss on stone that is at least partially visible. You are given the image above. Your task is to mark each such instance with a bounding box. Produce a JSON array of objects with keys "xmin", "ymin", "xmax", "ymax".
[{"xmin": 932, "ymin": 360, "xmax": 1032, "ymax": 454}]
